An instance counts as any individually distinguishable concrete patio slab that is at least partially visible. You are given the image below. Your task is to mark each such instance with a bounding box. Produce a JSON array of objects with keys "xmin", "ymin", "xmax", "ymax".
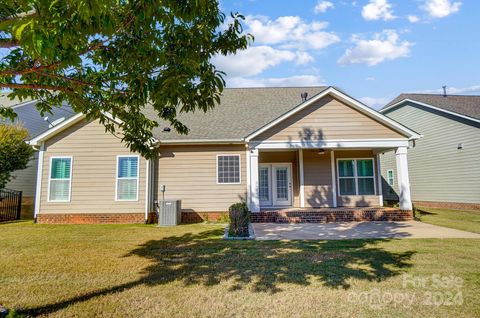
[{"xmin": 252, "ymin": 221, "xmax": 480, "ymax": 240}]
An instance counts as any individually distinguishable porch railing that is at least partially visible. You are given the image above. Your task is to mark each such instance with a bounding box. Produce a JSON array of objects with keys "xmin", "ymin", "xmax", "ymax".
[{"xmin": 0, "ymin": 188, "xmax": 22, "ymax": 222}]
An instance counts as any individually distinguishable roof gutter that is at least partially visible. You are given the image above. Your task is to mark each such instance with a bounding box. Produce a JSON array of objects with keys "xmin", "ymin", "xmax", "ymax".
[{"xmin": 157, "ymin": 139, "xmax": 245, "ymax": 146}]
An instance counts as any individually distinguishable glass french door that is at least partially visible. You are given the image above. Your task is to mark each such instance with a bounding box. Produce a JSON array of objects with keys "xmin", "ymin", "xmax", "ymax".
[{"xmin": 259, "ymin": 164, "xmax": 292, "ymax": 207}]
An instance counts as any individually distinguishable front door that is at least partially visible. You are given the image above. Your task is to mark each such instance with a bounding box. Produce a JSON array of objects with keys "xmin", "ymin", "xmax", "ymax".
[{"xmin": 259, "ymin": 163, "xmax": 292, "ymax": 207}]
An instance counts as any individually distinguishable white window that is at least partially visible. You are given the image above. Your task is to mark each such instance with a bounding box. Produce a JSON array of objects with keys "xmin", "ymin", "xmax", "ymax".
[
  {"xmin": 116, "ymin": 156, "xmax": 139, "ymax": 201},
  {"xmin": 48, "ymin": 156, "xmax": 73, "ymax": 202},
  {"xmin": 387, "ymin": 170, "xmax": 395, "ymax": 186},
  {"xmin": 217, "ymin": 155, "xmax": 241, "ymax": 184},
  {"xmin": 337, "ymin": 159, "xmax": 375, "ymax": 196}
]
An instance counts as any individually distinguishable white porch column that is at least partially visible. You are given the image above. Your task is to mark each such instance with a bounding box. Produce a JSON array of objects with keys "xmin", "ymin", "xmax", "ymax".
[
  {"xmin": 330, "ymin": 150, "xmax": 337, "ymax": 207},
  {"xmin": 248, "ymin": 147, "xmax": 260, "ymax": 212},
  {"xmin": 395, "ymin": 147, "xmax": 413, "ymax": 210},
  {"xmin": 376, "ymin": 154, "xmax": 384, "ymax": 207},
  {"xmin": 298, "ymin": 149, "xmax": 305, "ymax": 208}
]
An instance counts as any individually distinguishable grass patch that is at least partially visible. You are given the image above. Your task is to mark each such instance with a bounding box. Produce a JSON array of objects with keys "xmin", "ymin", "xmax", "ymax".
[
  {"xmin": 0, "ymin": 221, "xmax": 479, "ymax": 317},
  {"xmin": 417, "ymin": 206, "xmax": 480, "ymax": 234}
]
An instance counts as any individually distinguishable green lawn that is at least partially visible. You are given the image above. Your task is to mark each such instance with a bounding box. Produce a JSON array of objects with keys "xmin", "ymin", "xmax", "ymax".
[
  {"xmin": 1, "ymin": 222, "xmax": 479, "ymax": 317},
  {"xmin": 417, "ymin": 206, "xmax": 480, "ymax": 234}
]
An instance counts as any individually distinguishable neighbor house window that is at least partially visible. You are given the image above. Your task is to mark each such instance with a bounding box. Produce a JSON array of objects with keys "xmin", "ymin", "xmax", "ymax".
[
  {"xmin": 387, "ymin": 170, "xmax": 395, "ymax": 186},
  {"xmin": 116, "ymin": 156, "xmax": 139, "ymax": 201},
  {"xmin": 338, "ymin": 159, "xmax": 375, "ymax": 195},
  {"xmin": 217, "ymin": 155, "xmax": 240, "ymax": 184},
  {"xmin": 49, "ymin": 157, "xmax": 72, "ymax": 202}
]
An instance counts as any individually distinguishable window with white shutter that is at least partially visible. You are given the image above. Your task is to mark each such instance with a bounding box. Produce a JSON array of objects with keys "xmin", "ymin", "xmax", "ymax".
[
  {"xmin": 48, "ymin": 157, "xmax": 72, "ymax": 202},
  {"xmin": 116, "ymin": 156, "xmax": 139, "ymax": 201}
]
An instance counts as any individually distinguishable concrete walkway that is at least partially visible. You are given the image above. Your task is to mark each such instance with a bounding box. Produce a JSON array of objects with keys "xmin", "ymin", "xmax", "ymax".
[{"xmin": 253, "ymin": 221, "xmax": 480, "ymax": 240}]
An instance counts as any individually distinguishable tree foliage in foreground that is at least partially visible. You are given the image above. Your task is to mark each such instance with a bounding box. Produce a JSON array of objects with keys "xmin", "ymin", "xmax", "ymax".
[
  {"xmin": 0, "ymin": 0, "xmax": 252, "ymax": 158},
  {"xmin": 0, "ymin": 123, "xmax": 34, "ymax": 188}
]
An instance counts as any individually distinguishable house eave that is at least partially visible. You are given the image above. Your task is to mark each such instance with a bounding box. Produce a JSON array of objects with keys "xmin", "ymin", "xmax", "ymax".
[
  {"xmin": 381, "ymin": 98, "xmax": 480, "ymax": 124},
  {"xmin": 158, "ymin": 139, "xmax": 246, "ymax": 146}
]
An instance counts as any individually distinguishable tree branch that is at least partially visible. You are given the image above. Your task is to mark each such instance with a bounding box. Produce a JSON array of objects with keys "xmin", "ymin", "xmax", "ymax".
[
  {"xmin": 0, "ymin": 42, "xmax": 107, "ymax": 77},
  {"xmin": 0, "ymin": 9, "xmax": 37, "ymax": 24},
  {"xmin": 0, "ymin": 83, "xmax": 73, "ymax": 92},
  {"xmin": 0, "ymin": 39, "xmax": 19, "ymax": 48}
]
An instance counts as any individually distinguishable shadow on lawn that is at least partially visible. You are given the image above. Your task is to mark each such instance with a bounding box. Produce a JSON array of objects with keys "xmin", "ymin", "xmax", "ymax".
[{"xmin": 24, "ymin": 228, "xmax": 415, "ymax": 316}]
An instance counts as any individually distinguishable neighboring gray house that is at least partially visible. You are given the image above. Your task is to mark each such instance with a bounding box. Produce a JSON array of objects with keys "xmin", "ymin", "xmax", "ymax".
[
  {"xmin": 379, "ymin": 94, "xmax": 480, "ymax": 211},
  {"xmin": 1, "ymin": 97, "xmax": 75, "ymax": 211}
]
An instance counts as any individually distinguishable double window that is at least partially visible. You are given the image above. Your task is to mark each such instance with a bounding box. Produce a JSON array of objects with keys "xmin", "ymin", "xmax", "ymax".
[
  {"xmin": 116, "ymin": 156, "xmax": 139, "ymax": 201},
  {"xmin": 338, "ymin": 159, "xmax": 375, "ymax": 195},
  {"xmin": 217, "ymin": 155, "xmax": 241, "ymax": 184},
  {"xmin": 49, "ymin": 157, "xmax": 73, "ymax": 202}
]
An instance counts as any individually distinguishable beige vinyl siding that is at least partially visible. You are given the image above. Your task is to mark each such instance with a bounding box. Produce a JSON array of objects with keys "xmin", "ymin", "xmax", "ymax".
[
  {"xmin": 381, "ymin": 102, "xmax": 480, "ymax": 204},
  {"xmin": 259, "ymin": 151, "xmax": 300, "ymax": 207},
  {"xmin": 6, "ymin": 152, "xmax": 38, "ymax": 197},
  {"xmin": 335, "ymin": 150, "xmax": 381, "ymax": 207},
  {"xmin": 40, "ymin": 119, "xmax": 146, "ymax": 214},
  {"xmin": 303, "ymin": 149, "xmax": 334, "ymax": 207},
  {"xmin": 158, "ymin": 145, "xmax": 247, "ymax": 212},
  {"xmin": 254, "ymin": 96, "xmax": 405, "ymax": 141}
]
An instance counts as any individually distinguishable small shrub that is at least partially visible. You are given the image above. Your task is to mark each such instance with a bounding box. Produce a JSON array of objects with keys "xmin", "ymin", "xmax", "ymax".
[{"xmin": 228, "ymin": 202, "xmax": 250, "ymax": 237}]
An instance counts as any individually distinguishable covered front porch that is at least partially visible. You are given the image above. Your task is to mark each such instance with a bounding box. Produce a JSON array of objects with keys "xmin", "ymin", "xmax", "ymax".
[{"xmin": 246, "ymin": 141, "xmax": 413, "ymax": 215}]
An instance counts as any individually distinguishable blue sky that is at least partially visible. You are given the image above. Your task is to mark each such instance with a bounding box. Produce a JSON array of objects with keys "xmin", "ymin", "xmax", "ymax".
[{"xmin": 215, "ymin": 0, "xmax": 480, "ymax": 108}]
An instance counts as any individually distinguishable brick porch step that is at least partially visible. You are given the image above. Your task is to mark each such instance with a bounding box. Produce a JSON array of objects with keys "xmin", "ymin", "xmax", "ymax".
[{"xmin": 251, "ymin": 208, "xmax": 413, "ymax": 223}]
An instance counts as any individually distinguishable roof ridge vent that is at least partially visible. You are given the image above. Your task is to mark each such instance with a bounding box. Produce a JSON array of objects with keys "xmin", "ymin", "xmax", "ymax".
[{"xmin": 301, "ymin": 92, "xmax": 308, "ymax": 102}]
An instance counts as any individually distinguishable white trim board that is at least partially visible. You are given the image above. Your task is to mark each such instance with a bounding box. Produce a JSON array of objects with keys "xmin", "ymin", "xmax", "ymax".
[
  {"xmin": 34, "ymin": 142, "xmax": 45, "ymax": 219},
  {"xmin": 245, "ymin": 87, "xmax": 421, "ymax": 141},
  {"xmin": 381, "ymin": 99, "xmax": 480, "ymax": 124},
  {"xmin": 251, "ymin": 140, "xmax": 410, "ymax": 150}
]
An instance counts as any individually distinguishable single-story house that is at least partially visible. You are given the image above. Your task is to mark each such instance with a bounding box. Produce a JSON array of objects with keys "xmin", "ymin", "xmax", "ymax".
[
  {"xmin": 1, "ymin": 97, "xmax": 75, "ymax": 214},
  {"xmin": 380, "ymin": 93, "xmax": 480, "ymax": 211},
  {"xmin": 28, "ymin": 86, "xmax": 421, "ymax": 224}
]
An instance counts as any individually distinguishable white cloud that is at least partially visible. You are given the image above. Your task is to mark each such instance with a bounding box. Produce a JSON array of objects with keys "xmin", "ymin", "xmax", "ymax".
[
  {"xmin": 338, "ymin": 30, "xmax": 413, "ymax": 66},
  {"xmin": 422, "ymin": 0, "xmax": 461, "ymax": 18},
  {"xmin": 314, "ymin": 1, "xmax": 334, "ymax": 13},
  {"xmin": 416, "ymin": 85, "xmax": 480, "ymax": 94},
  {"xmin": 407, "ymin": 15, "xmax": 420, "ymax": 23},
  {"xmin": 365, "ymin": 77, "xmax": 375, "ymax": 81},
  {"xmin": 362, "ymin": 0, "xmax": 396, "ymax": 21},
  {"xmin": 214, "ymin": 15, "xmax": 340, "ymax": 88},
  {"xmin": 212, "ymin": 46, "xmax": 296, "ymax": 78},
  {"xmin": 227, "ymin": 75, "xmax": 324, "ymax": 88},
  {"xmin": 245, "ymin": 15, "xmax": 340, "ymax": 50},
  {"xmin": 359, "ymin": 96, "xmax": 391, "ymax": 109},
  {"xmin": 295, "ymin": 51, "xmax": 315, "ymax": 65}
]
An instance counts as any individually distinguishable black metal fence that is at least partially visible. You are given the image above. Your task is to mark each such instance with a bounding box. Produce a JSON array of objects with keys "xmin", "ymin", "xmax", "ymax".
[{"xmin": 0, "ymin": 188, "xmax": 22, "ymax": 222}]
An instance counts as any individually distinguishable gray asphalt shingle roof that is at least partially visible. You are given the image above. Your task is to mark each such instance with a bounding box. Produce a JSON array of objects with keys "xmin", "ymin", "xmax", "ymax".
[
  {"xmin": 151, "ymin": 86, "xmax": 328, "ymax": 141},
  {"xmin": 1, "ymin": 97, "xmax": 76, "ymax": 138},
  {"xmin": 383, "ymin": 93, "xmax": 480, "ymax": 120}
]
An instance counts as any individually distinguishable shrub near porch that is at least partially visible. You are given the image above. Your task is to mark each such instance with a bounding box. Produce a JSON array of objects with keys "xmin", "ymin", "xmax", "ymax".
[{"xmin": 0, "ymin": 222, "xmax": 479, "ymax": 317}]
